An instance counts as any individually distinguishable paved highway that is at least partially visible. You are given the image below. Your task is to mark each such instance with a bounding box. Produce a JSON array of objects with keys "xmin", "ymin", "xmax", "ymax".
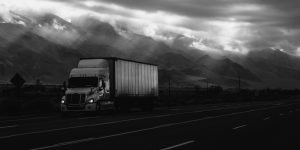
[{"xmin": 0, "ymin": 101, "xmax": 299, "ymax": 150}]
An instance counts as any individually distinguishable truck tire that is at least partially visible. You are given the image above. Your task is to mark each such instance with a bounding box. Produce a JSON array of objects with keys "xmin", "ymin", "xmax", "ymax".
[
  {"xmin": 61, "ymin": 112, "xmax": 70, "ymax": 117},
  {"xmin": 116, "ymin": 99, "xmax": 131, "ymax": 112},
  {"xmin": 141, "ymin": 99, "xmax": 154, "ymax": 112},
  {"xmin": 96, "ymin": 102, "xmax": 101, "ymax": 112},
  {"xmin": 120, "ymin": 102, "xmax": 130, "ymax": 112}
]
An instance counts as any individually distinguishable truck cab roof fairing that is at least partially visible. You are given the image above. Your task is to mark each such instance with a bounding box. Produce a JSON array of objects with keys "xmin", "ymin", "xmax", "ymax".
[
  {"xmin": 78, "ymin": 59, "xmax": 109, "ymax": 68},
  {"xmin": 80, "ymin": 57, "xmax": 158, "ymax": 66},
  {"xmin": 70, "ymin": 68, "xmax": 108, "ymax": 77}
]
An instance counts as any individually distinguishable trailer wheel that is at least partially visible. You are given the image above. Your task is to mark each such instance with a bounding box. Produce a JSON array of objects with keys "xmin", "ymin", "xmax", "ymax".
[
  {"xmin": 141, "ymin": 99, "xmax": 154, "ymax": 112},
  {"xmin": 116, "ymin": 99, "xmax": 131, "ymax": 112},
  {"xmin": 120, "ymin": 103, "xmax": 130, "ymax": 112},
  {"xmin": 114, "ymin": 100, "xmax": 121, "ymax": 112},
  {"xmin": 142, "ymin": 105, "xmax": 153, "ymax": 112}
]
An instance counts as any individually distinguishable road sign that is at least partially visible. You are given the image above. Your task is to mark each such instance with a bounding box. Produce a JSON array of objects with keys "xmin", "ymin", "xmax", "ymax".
[{"xmin": 10, "ymin": 73, "xmax": 25, "ymax": 87}]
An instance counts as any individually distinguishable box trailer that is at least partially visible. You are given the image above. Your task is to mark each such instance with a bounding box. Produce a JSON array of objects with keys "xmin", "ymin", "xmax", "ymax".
[{"xmin": 61, "ymin": 57, "xmax": 158, "ymax": 113}]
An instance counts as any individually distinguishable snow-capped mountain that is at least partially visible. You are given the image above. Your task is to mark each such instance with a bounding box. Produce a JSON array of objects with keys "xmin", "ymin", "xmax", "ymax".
[{"xmin": 1, "ymin": 12, "xmax": 300, "ymax": 88}]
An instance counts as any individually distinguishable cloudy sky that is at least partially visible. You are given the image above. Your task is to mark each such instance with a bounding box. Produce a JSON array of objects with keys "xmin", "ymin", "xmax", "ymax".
[{"xmin": 1, "ymin": 0, "xmax": 300, "ymax": 55}]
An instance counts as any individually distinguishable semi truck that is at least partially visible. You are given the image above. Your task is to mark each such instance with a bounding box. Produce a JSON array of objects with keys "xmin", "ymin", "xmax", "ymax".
[{"xmin": 61, "ymin": 57, "xmax": 158, "ymax": 113}]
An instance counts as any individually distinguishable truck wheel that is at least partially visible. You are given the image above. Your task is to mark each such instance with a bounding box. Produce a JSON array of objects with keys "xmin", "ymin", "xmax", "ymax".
[
  {"xmin": 142, "ymin": 105, "xmax": 153, "ymax": 111},
  {"xmin": 120, "ymin": 104, "xmax": 130, "ymax": 112},
  {"xmin": 119, "ymin": 99, "xmax": 131, "ymax": 113},
  {"xmin": 141, "ymin": 99, "xmax": 154, "ymax": 112},
  {"xmin": 61, "ymin": 112, "xmax": 69, "ymax": 117},
  {"xmin": 96, "ymin": 103, "xmax": 101, "ymax": 111},
  {"xmin": 95, "ymin": 103, "xmax": 102, "ymax": 115},
  {"xmin": 114, "ymin": 100, "xmax": 121, "ymax": 112}
]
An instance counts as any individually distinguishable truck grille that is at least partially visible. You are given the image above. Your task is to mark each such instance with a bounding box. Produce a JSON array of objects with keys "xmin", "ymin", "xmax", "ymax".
[
  {"xmin": 67, "ymin": 105, "xmax": 85, "ymax": 110},
  {"xmin": 66, "ymin": 94, "xmax": 86, "ymax": 104}
]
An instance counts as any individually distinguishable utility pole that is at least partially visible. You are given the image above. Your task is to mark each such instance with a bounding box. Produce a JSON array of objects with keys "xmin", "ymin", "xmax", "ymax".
[
  {"xmin": 238, "ymin": 75, "xmax": 241, "ymax": 92},
  {"xmin": 206, "ymin": 79, "xmax": 208, "ymax": 91},
  {"xmin": 168, "ymin": 77, "xmax": 171, "ymax": 96}
]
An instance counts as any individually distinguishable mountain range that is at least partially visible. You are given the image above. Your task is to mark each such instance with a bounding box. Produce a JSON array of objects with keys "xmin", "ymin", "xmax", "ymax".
[{"xmin": 1, "ymin": 12, "xmax": 300, "ymax": 89}]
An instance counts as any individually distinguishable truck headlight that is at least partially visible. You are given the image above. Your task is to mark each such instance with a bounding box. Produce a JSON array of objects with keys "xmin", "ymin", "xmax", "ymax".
[
  {"xmin": 61, "ymin": 100, "xmax": 65, "ymax": 104},
  {"xmin": 61, "ymin": 96, "xmax": 66, "ymax": 104},
  {"xmin": 87, "ymin": 99, "xmax": 94, "ymax": 104}
]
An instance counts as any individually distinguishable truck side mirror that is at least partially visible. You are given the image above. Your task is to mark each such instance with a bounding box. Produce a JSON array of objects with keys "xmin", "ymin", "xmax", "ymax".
[
  {"xmin": 102, "ymin": 81, "xmax": 106, "ymax": 89},
  {"xmin": 99, "ymin": 80, "xmax": 105, "ymax": 89}
]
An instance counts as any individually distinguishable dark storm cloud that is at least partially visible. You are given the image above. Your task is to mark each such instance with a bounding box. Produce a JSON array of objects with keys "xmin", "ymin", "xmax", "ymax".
[
  {"xmin": 96, "ymin": 0, "xmax": 300, "ymax": 54},
  {"xmin": 87, "ymin": 0, "xmax": 245, "ymax": 17},
  {"xmin": 50, "ymin": 0, "xmax": 266, "ymax": 21},
  {"xmin": 2, "ymin": 0, "xmax": 300, "ymax": 55},
  {"xmin": 76, "ymin": 0, "xmax": 299, "ymax": 29},
  {"xmin": 41, "ymin": 0, "xmax": 300, "ymax": 54}
]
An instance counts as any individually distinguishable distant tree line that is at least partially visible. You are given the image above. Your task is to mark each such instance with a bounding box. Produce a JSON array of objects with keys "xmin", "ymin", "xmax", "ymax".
[{"xmin": 0, "ymin": 83, "xmax": 300, "ymax": 115}]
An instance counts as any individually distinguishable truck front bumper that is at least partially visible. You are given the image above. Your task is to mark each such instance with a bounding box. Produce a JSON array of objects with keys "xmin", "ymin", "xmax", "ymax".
[{"xmin": 61, "ymin": 103, "xmax": 97, "ymax": 112}]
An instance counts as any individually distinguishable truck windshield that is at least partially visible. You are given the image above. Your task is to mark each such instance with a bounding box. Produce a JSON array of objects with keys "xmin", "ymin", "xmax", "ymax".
[{"xmin": 68, "ymin": 77, "xmax": 98, "ymax": 88}]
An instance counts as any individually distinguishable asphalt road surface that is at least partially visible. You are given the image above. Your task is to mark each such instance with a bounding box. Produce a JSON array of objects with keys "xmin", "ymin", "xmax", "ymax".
[{"xmin": 0, "ymin": 100, "xmax": 299, "ymax": 150}]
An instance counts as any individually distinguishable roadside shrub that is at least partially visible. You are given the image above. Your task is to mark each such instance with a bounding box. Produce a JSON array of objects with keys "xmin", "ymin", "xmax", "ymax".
[
  {"xmin": 22, "ymin": 97, "xmax": 57, "ymax": 113},
  {"xmin": 0, "ymin": 97, "xmax": 22, "ymax": 115}
]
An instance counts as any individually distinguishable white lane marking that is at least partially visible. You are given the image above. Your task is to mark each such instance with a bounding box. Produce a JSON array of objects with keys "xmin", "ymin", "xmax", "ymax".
[
  {"xmin": 0, "ymin": 104, "xmax": 284, "ymax": 140},
  {"xmin": 0, "ymin": 125, "xmax": 18, "ymax": 129},
  {"xmin": 77, "ymin": 103, "xmax": 272, "ymax": 120},
  {"xmin": 31, "ymin": 138, "xmax": 96, "ymax": 150},
  {"xmin": 263, "ymin": 117, "xmax": 270, "ymax": 120},
  {"xmin": 168, "ymin": 109, "xmax": 181, "ymax": 111},
  {"xmin": 0, "ymin": 114, "xmax": 38, "ymax": 121},
  {"xmin": 233, "ymin": 124, "xmax": 247, "ymax": 130},
  {"xmin": 0, "ymin": 116, "xmax": 55, "ymax": 124},
  {"xmin": 77, "ymin": 116, "xmax": 100, "ymax": 120},
  {"xmin": 30, "ymin": 107, "xmax": 280, "ymax": 150},
  {"xmin": 0, "ymin": 105, "xmax": 254, "ymax": 139},
  {"xmin": 160, "ymin": 140, "xmax": 195, "ymax": 150},
  {"xmin": 154, "ymin": 123, "xmax": 173, "ymax": 128},
  {"xmin": 77, "ymin": 106, "xmax": 232, "ymax": 120},
  {"xmin": 0, "ymin": 114, "xmax": 169, "ymax": 139}
]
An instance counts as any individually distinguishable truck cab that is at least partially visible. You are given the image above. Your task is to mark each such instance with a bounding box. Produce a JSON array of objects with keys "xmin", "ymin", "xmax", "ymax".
[{"xmin": 61, "ymin": 60, "xmax": 113, "ymax": 113}]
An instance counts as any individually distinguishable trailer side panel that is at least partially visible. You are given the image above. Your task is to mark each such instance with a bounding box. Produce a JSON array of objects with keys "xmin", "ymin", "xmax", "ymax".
[{"xmin": 115, "ymin": 59, "xmax": 158, "ymax": 97}]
